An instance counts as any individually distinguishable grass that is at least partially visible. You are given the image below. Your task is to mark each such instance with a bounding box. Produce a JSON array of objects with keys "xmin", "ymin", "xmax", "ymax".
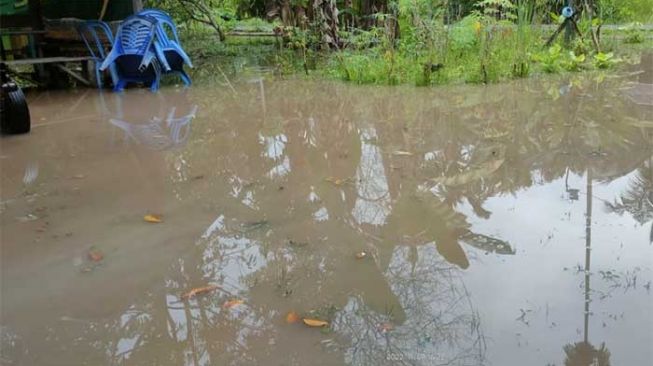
[{"xmin": 183, "ymin": 19, "xmax": 653, "ymax": 87}]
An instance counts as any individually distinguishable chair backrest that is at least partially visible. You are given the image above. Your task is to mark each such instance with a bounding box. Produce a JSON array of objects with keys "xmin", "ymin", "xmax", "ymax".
[
  {"xmin": 114, "ymin": 15, "xmax": 158, "ymax": 56},
  {"xmin": 137, "ymin": 9, "xmax": 181, "ymax": 46},
  {"xmin": 166, "ymin": 105, "xmax": 197, "ymax": 144},
  {"xmin": 77, "ymin": 20, "xmax": 114, "ymax": 60}
]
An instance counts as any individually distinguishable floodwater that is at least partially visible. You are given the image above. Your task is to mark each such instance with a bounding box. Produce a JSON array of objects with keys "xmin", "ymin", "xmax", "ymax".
[{"xmin": 1, "ymin": 58, "xmax": 652, "ymax": 366}]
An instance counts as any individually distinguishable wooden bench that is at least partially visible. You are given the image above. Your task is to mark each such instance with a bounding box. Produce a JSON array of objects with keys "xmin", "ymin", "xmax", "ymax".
[{"xmin": 1, "ymin": 56, "xmax": 93, "ymax": 85}]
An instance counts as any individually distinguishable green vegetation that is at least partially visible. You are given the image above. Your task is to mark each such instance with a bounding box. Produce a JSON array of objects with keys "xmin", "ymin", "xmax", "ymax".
[{"xmin": 150, "ymin": 0, "xmax": 653, "ymax": 86}]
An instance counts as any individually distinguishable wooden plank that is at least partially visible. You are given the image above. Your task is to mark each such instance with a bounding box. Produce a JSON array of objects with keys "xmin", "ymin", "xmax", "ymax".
[
  {"xmin": 55, "ymin": 63, "xmax": 91, "ymax": 86},
  {"xmin": 1, "ymin": 56, "xmax": 92, "ymax": 66},
  {"xmin": 0, "ymin": 30, "xmax": 47, "ymax": 36}
]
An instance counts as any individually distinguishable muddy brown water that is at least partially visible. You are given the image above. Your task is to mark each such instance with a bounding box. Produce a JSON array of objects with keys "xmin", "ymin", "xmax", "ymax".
[{"xmin": 1, "ymin": 65, "xmax": 652, "ymax": 366}]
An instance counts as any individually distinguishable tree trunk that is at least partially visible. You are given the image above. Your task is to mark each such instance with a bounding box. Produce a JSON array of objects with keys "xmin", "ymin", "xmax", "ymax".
[{"xmin": 312, "ymin": 0, "xmax": 340, "ymax": 48}]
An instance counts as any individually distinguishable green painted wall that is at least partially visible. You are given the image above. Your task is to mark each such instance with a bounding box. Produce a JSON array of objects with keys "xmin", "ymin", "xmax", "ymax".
[{"xmin": 0, "ymin": 0, "xmax": 30, "ymax": 16}]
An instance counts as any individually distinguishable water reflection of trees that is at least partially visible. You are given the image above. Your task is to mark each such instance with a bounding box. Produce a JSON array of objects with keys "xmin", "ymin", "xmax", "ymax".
[
  {"xmin": 30, "ymin": 74, "xmax": 653, "ymax": 365},
  {"xmin": 606, "ymin": 159, "xmax": 653, "ymax": 231}
]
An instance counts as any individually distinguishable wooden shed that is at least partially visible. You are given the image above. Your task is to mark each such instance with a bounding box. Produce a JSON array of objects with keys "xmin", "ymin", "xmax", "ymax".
[{"xmin": 1, "ymin": 0, "xmax": 144, "ymax": 86}]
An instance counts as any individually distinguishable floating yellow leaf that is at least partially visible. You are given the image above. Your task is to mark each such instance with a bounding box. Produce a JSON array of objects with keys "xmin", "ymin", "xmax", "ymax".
[
  {"xmin": 181, "ymin": 285, "xmax": 220, "ymax": 300},
  {"xmin": 355, "ymin": 251, "xmax": 368, "ymax": 259},
  {"xmin": 285, "ymin": 311, "xmax": 300, "ymax": 324},
  {"xmin": 303, "ymin": 318, "xmax": 329, "ymax": 327},
  {"xmin": 144, "ymin": 214, "xmax": 163, "ymax": 223},
  {"xmin": 325, "ymin": 177, "xmax": 349, "ymax": 186},
  {"xmin": 223, "ymin": 299, "xmax": 244, "ymax": 309}
]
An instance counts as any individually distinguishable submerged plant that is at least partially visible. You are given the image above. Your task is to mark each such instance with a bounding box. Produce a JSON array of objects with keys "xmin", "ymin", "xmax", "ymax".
[
  {"xmin": 563, "ymin": 51, "xmax": 587, "ymax": 71},
  {"xmin": 593, "ymin": 52, "xmax": 619, "ymax": 69},
  {"xmin": 622, "ymin": 23, "xmax": 645, "ymax": 44},
  {"xmin": 534, "ymin": 44, "xmax": 564, "ymax": 73}
]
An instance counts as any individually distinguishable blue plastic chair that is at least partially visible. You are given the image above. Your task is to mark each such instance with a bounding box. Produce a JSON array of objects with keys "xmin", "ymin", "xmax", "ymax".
[
  {"xmin": 77, "ymin": 21, "xmax": 119, "ymax": 89},
  {"xmin": 137, "ymin": 9, "xmax": 193, "ymax": 86},
  {"xmin": 100, "ymin": 15, "xmax": 163, "ymax": 92}
]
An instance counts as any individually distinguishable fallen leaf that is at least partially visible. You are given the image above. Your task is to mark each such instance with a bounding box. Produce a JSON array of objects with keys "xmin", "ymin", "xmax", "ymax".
[
  {"xmin": 303, "ymin": 318, "xmax": 329, "ymax": 327},
  {"xmin": 181, "ymin": 285, "xmax": 220, "ymax": 300},
  {"xmin": 325, "ymin": 177, "xmax": 349, "ymax": 186},
  {"xmin": 87, "ymin": 250, "xmax": 104, "ymax": 262},
  {"xmin": 392, "ymin": 151, "xmax": 413, "ymax": 156},
  {"xmin": 355, "ymin": 251, "xmax": 368, "ymax": 259},
  {"xmin": 285, "ymin": 311, "xmax": 300, "ymax": 324},
  {"xmin": 144, "ymin": 214, "xmax": 163, "ymax": 223},
  {"xmin": 223, "ymin": 299, "xmax": 245, "ymax": 309}
]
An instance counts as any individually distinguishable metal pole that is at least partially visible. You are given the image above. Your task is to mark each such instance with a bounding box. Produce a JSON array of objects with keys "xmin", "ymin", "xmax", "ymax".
[
  {"xmin": 583, "ymin": 168, "xmax": 592, "ymax": 344},
  {"xmin": 565, "ymin": 0, "xmax": 575, "ymax": 43}
]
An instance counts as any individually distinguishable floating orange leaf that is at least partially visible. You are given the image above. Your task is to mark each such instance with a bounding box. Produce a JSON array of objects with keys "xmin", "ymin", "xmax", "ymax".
[
  {"xmin": 181, "ymin": 285, "xmax": 220, "ymax": 300},
  {"xmin": 302, "ymin": 318, "xmax": 329, "ymax": 327},
  {"xmin": 223, "ymin": 299, "xmax": 244, "ymax": 309},
  {"xmin": 144, "ymin": 214, "xmax": 163, "ymax": 223},
  {"xmin": 285, "ymin": 311, "xmax": 300, "ymax": 324},
  {"xmin": 87, "ymin": 250, "xmax": 104, "ymax": 262}
]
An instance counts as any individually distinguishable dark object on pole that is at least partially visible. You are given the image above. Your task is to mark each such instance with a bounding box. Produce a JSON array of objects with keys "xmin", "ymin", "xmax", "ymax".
[
  {"xmin": 545, "ymin": 6, "xmax": 584, "ymax": 48},
  {"xmin": 0, "ymin": 65, "xmax": 31, "ymax": 135}
]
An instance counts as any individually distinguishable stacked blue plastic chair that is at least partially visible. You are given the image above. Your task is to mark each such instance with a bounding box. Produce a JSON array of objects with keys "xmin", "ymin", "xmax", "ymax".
[
  {"xmin": 100, "ymin": 15, "xmax": 163, "ymax": 92},
  {"xmin": 77, "ymin": 21, "xmax": 119, "ymax": 89},
  {"xmin": 137, "ymin": 9, "xmax": 193, "ymax": 86}
]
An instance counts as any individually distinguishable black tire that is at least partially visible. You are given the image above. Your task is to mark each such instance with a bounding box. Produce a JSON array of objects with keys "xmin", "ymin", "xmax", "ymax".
[{"xmin": 1, "ymin": 83, "xmax": 31, "ymax": 135}]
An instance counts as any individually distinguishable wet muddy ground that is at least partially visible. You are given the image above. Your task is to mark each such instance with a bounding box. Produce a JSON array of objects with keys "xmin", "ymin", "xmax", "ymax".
[{"xmin": 1, "ymin": 58, "xmax": 652, "ymax": 365}]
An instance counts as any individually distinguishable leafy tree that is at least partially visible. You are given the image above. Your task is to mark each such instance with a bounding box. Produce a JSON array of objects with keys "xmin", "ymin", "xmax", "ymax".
[{"xmin": 146, "ymin": 0, "xmax": 228, "ymax": 40}]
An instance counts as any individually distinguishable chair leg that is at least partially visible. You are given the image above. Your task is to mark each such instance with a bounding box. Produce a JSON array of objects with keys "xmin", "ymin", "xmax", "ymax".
[
  {"xmin": 108, "ymin": 66, "xmax": 119, "ymax": 89},
  {"xmin": 150, "ymin": 74, "xmax": 160, "ymax": 92},
  {"xmin": 95, "ymin": 67, "xmax": 103, "ymax": 89},
  {"xmin": 113, "ymin": 79, "xmax": 127, "ymax": 93},
  {"xmin": 179, "ymin": 70, "xmax": 192, "ymax": 87}
]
